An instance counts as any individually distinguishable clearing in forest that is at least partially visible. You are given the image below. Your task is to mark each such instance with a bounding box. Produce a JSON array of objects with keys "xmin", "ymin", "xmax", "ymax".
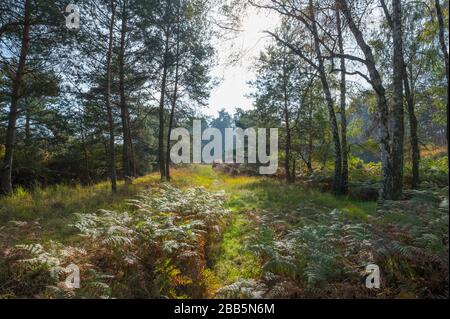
[{"xmin": 0, "ymin": 165, "xmax": 448, "ymax": 299}]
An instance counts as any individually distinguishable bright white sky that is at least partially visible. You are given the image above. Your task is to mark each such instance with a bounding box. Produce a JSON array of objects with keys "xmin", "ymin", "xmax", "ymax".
[{"xmin": 204, "ymin": 7, "xmax": 279, "ymax": 117}]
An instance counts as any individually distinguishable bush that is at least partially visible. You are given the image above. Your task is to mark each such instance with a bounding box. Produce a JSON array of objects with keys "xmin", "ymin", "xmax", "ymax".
[
  {"xmin": 0, "ymin": 185, "xmax": 230, "ymax": 298},
  {"xmin": 246, "ymin": 187, "xmax": 449, "ymax": 298},
  {"xmin": 249, "ymin": 209, "xmax": 372, "ymax": 295},
  {"xmin": 420, "ymin": 156, "xmax": 448, "ymax": 186}
]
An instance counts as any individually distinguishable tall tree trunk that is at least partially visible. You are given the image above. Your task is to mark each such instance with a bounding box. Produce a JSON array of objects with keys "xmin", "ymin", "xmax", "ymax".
[
  {"xmin": 118, "ymin": 0, "xmax": 132, "ymax": 184},
  {"xmin": 0, "ymin": 0, "xmax": 31, "ymax": 195},
  {"xmin": 166, "ymin": 37, "xmax": 180, "ymax": 181},
  {"xmin": 105, "ymin": 0, "xmax": 117, "ymax": 193},
  {"xmin": 128, "ymin": 123, "xmax": 136, "ymax": 176},
  {"xmin": 338, "ymin": 0, "xmax": 393, "ymax": 199},
  {"xmin": 307, "ymin": 102, "xmax": 313, "ymax": 174},
  {"xmin": 80, "ymin": 117, "xmax": 90, "ymax": 183},
  {"xmin": 404, "ymin": 68, "xmax": 420, "ymax": 188},
  {"xmin": 292, "ymin": 157, "xmax": 296, "ymax": 183},
  {"xmin": 283, "ymin": 59, "xmax": 292, "ymax": 183},
  {"xmin": 310, "ymin": 0, "xmax": 342, "ymax": 195},
  {"xmin": 391, "ymin": 0, "xmax": 405, "ymax": 199},
  {"xmin": 159, "ymin": 33, "xmax": 170, "ymax": 180},
  {"xmin": 380, "ymin": 0, "xmax": 420, "ymax": 188},
  {"xmin": 336, "ymin": 5, "xmax": 348, "ymax": 195},
  {"xmin": 435, "ymin": 0, "xmax": 449, "ymax": 143}
]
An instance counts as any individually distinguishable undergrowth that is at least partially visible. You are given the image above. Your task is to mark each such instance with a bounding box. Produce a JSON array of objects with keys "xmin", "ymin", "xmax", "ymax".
[{"xmin": 0, "ymin": 184, "xmax": 229, "ymax": 298}]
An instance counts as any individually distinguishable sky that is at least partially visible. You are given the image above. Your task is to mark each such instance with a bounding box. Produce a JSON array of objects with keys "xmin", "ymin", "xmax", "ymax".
[{"xmin": 203, "ymin": 7, "xmax": 279, "ymax": 117}]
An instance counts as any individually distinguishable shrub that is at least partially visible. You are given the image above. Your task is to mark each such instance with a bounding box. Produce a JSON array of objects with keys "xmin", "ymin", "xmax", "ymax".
[
  {"xmin": 249, "ymin": 209, "xmax": 372, "ymax": 292},
  {"xmin": 0, "ymin": 185, "xmax": 230, "ymax": 298}
]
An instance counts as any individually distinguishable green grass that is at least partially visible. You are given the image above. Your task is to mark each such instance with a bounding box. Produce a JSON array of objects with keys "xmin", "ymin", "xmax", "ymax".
[
  {"xmin": 209, "ymin": 213, "xmax": 261, "ymax": 285},
  {"xmin": 178, "ymin": 167, "xmax": 378, "ymax": 296},
  {"xmin": 0, "ymin": 175, "xmax": 160, "ymax": 243},
  {"xmin": 228, "ymin": 178, "xmax": 376, "ymax": 221},
  {"xmin": 1, "ymin": 164, "xmax": 381, "ymax": 298}
]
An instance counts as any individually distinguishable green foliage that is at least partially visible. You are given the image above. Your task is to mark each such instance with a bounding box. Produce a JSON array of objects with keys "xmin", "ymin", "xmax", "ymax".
[
  {"xmin": 372, "ymin": 188, "xmax": 449, "ymax": 297},
  {"xmin": 348, "ymin": 156, "xmax": 377, "ymax": 178},
  {"xmin": 210, "ymin": 214, "xmax": 261, "ymax": 285},
  {"xmin": 250, "ymin": 209, "xmax": 371, "ymax": 289},
  {"xmin": 420, "ymin": 156, "xmax": 448, "ymax": 185},
  {"xmin": 215, "ymin": 279, "xmax": 267, "ymax": 299},
  {"xmin": 0, "ymin": 184, "xmax": 229, "ymax": 298}
]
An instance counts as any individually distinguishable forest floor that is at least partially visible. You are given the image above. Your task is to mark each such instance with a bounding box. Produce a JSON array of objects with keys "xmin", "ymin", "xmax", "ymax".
[
  {"xmin": 0, "ymin": 165, "xmax": 448, "ymax": 298},
  {"xmin": 183, "ymin": 166, "xmax": 378, "ymax": 297}
]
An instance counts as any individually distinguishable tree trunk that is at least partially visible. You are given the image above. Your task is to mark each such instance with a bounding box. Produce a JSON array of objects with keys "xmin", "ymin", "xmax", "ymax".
[
  {"xmin": 310, "ymin": 0, "xmax": 342, "ymax": 195},
  {"xmin": 380, "ymin": 0, "xmax": 420, "ymax": 188},
  {"xmin": 0, "ymin": 0, "xmax": 31, "ymax": 195},
  {"xmin": 283, "ymin": 58, "xmax": 292, "ymax": 183},
  {"xmin": 166, "ymin": 37, "xmax": 180, "ymax": 181},
  {"xmin": 307, "ymin": 138, "xmax": 313, "ymax": 174},
  {"xmin": 80, "ymin": 117, "xmax": 91, "ymax": 183},
  {"xmin": 128, "ymin": 122, "xmax": 137, "ymax": 177},
  {"xmin": 404, "ymin": 68, "xmax": 420, "ymax": 188},
  {"xmin": 105, "ymin": 0, "xmax": 117, "ymax": 193},
  {"xmin": 338, "ymin": 0, "xmax": 393, "ymax": 200},
  {"xmin": 159, "ymin": 33, "xmax": 170, "ymax": 180},
  {"xmin": 391, "ymin": 0, "xmax": 405, "ymax": 199},
  {"xmin": 307, "ymin": 102, "xmax": 313, "ymax": 174},
  {"xmin": 336, "ymin": 5, "xmax": 348, "ymax": 195},
  {"xmin": 292, "ymin": 157, "xmax": 296, "ymax": 183},
  {"xmin": 435, "ymin": 0, "xmax": 449, "ymax": 143},
  {"xmin": 118, "ymin": 0, "xmax": 132, "ymax": 184}
]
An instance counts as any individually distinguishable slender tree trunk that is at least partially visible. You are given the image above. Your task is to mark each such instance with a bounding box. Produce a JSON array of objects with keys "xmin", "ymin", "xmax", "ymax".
[
  {"xmin": 435, "ymin": 0, "xmax": 449, "ymax": 143},
  {"xmin": 128, "ymin": 123, "xmax": 136, "ymax": 176},
  {"xmin": 380, "ymin": 0, "xmax": 420, "ymax": 188},
  {"xmin": 284, "ymin": 114, "xmax": 292, "ymax": 183},
  {"xmin": 310, "ymin": 0, "xmax": 342, "ymax": 194},
  {"xmin": 292, "ymin": 157, "xmax": 296, "ymax": 183},
  {"xmin": 336, "ymin": 5, "xmax": 348, "ymax": 195},
  {"xmin": 307, "ymin": 102, "xmax": 313, "ymax": 174},
  {"xmin": 159, "ymin": 33, "xmax": 170, "ymax": 180},
  {"xmin": 338, "ymin": 0, "xmax": 393, "ymax": 199},
  {"xmin": 166, "ymin": 38, "xmax": 180, "ymax": 181},
  {"xmin": 307, "ymin": 138, "xmax": 313, "ymax": 173},
  {"xmin": 105, "ymin": 0, "xmax": 117, "ymax": 193},
  {"xmin": 118, "ymin": 0, "xmax": 132, "ymax": 184},
  {"xmin": 391, "ymin": 0, "xmax": 405, "ymax": 199},
  {"xmin": 80, "ymin": 117, "xmax": 90, "ymax": 183},
  {"xmin": 404, "ymin": 69, "xmax": 420, "ymax": 188},
  {"xmin": 282, "ymin": 59, "xmax": 292, "ymax": 183},
  {"xmin": 0, "ymin": 0, "xmax": 31, "ymax": 195}
]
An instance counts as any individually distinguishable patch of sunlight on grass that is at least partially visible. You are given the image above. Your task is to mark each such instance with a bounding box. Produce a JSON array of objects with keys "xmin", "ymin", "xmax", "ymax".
[
  {"xmin": 230, "ymin": 178, "xmax": 376, "ymax": 221},
  {"xmin": 168, "ymin": 165, "xmax": 217, "ymax": 189},
  {"xmin": 310, "ymin": 191, "xmax": 375, "ymax": 221},
  {"xmin": 0, "ymin": 175, "xmax": 160, "ymax": 243},
  {"xmin": 210, "ymin": 213, "xmax": 260, "ymax": 286},
  {"xmin": 221, "ymin": 175, "xmax": 260, "ymax": 188}
]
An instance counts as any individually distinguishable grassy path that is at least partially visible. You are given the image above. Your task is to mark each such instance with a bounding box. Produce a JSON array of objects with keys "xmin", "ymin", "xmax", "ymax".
[
  {"xmin": 172, "ymin": 166, "xmax": 378, "ymax": 297},
  {"xmin": 1, "ymin": 165, "xmax": 381, "ymax": 298},
  {"xmin": 172, "ymin": 166, "xmax": 263, "ymax": 296},
  {"xmin": 3, "ymin": 165, "xmax": 445, "ymax": 298}
]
